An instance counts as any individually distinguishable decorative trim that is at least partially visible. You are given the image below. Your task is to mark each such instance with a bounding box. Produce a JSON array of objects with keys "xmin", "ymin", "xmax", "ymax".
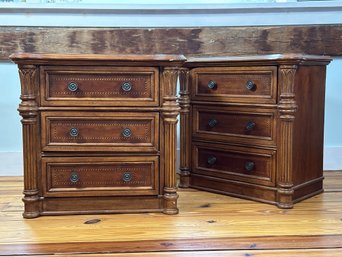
[
  {"xmin": 161, "ymin": 67, "xmax": 180, "ymax": 214},
  {"xmin": 276, "ymin": 64, "xmax": 297, "ymax": 209},
  {"xmin": 18, "ymin": 64, "xmax": 40, "ymax": 218},
  {"xmin": 178, "ymin": 67, "xmax": 191, "ymax": 187}
]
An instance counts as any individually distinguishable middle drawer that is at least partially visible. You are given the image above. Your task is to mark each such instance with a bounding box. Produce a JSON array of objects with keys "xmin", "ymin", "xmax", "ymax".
[
  {"xmin": 192, "ymin": 105, "xmax": 277, "ymax": 146},
  {"xmin": 41, "ymin": 111, "xmax": 159, "ymax": 152}
]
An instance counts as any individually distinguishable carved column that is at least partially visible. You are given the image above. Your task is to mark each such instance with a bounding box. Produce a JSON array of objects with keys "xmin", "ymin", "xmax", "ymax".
[
  {"xmin": 161, "ymin": 67, "xmax": 180, "ymax": 214},
  {"xmin": 17, "ymin": 65, "xmax": 40, "ymax": 218},
  {"xmin": 277, "ymin": 65, "xmax": 298, "ymax": 209},
  {"xmin": 178, "ymin": 68, "xmax": 191, "ymax": 187}
]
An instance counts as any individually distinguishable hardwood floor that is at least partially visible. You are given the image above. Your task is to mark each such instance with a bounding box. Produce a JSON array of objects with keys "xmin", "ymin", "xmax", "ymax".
[{"xmin": 0, "ymin": 171, "xmax": 341, "ymax": 256}]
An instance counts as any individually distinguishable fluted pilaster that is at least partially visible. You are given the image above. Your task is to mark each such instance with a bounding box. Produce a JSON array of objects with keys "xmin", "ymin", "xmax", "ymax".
[
  {"xmin": 277, "ymin": 65, "xmax": 298, "ymax": 208},
  {"xmin": 18, "ymin": 65, "xmax": 40, "ymax": 218},
  {"xmin": 161, "ymin": 67, "xmax": 180, "ymax": 214},
  {"xmin": 178, "ymin": 68, "xmax": 191, "ymax": 188}
]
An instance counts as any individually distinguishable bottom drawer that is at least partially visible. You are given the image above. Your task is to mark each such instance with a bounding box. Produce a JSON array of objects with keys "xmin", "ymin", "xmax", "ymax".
[
  {"xmin": 42, "ymin": 156, "xmax": 159, "ymax": 197},
  {"xmin": 192, "ymin": 142, "xmax": 276, "ymax": 186}
]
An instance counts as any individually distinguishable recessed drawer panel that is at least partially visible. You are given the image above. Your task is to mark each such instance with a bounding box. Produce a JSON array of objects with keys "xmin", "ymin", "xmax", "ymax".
[
  {"xmin": 192, "ymin": 142, "xmax": 276, "ymax": 186},
  {"xmin": 193, "ymin": 105, "xmax": 276, "ymax": 146},
  {"xmin": 191, "ymin": 67, "xmax": 277, "ymax": 104},
  {"xmin": 41, "ymin": 66, "xmax": 159, "ymax": 106},
  {"xmin": 42, "ymin": 156, "xmax": 159, "ymax": 197},
  {"xmin": 41, "ymin": 111, "xmax": 159, "ymax": 152}
]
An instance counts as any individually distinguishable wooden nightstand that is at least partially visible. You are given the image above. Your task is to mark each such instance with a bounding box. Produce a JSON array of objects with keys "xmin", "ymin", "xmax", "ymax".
[
  {"xmin": 10, "ymin": 53, "xmax": 185, "ymax": 218},
  {"xmin": 179, "ymin": 54, "xmax": 332, "ymax": 208}
]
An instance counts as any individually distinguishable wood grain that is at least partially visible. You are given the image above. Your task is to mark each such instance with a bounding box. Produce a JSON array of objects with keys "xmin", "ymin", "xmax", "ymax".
[
  {"xmin": 11, "ymin": 54, "xmax": 183, "ymax": 217},
  {"xmin": 0, "ymin": 172, "xmax": 341, "ymax": 255},
  {"xmin": 2, "ymin": 25, "xmax": 342, "ymax": 60},
  {"xmin": 184, "ymin": 55, "xmax": 330, "ymax": 208},
  {"xmin": 16, "ymin": 249, "xmax": 342, "ymax": 257}
]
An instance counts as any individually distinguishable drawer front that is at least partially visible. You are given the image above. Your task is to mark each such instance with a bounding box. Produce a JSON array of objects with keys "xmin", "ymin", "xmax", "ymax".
[
  {"xmin": 193, "ymin": 105, "xmax": 276, "ymax": 146},
  {"xmin": 41, "ymin": 66, "xmax": 159, "ymax": 106},
  {"xmin": 191, "ymin": 67, "xmax": 277, "ymax": 104},
  {"xmin": 42, "ymin": 156, "xmax": 159, "ymax": 197},
  {"xmin": 41, "ymin": 111, "xmax": 159, "ymax": 152},
  {"xmin": 192, "ymin": 142, "xmax": 276, "ymax": 186}
]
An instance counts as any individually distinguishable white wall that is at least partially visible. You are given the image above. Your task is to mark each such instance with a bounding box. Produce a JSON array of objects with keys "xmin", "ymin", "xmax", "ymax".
[
  {"xmin": 0, "ymin": 2, "xmax": 341, "ymax": 175},
  {"xmin": 1, "ymin": 2, "xmax": 342, "ymax": 26}
]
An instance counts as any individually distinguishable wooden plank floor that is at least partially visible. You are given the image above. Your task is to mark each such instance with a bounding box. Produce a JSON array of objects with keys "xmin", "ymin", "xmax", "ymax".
[{"xmin": 0, "ymin": 172, "xmax": 342, "ymax": 256}]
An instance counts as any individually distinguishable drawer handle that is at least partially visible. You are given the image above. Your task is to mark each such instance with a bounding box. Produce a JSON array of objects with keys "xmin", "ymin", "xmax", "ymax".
[
  {"xmin": 207, "ymin": 80, "xmax": 217, "ymax": 89},
  {"xmin": 244, "ymin": 161, "xmax": 255, "ymax": 172},
  {"xmin": 70, "ymin": 171, "xmax": 80, "ymax": 183},
  {"xmin": 245, "ymin": 80, "xmax": 256, "ymax": 91},
  {"xmin": 69, "ymin": 127, "xmax": 79, "ymax": 137},
  {"xmin": 208, "ymin": 119, "xmax": 218, "ymax": 128},
  {"xmin": 245, "ymin": 121, "xmax": 256, "ymax": 131},
  {"xmin": 123, "ymin": 172, "xmax": 132, "ymax": 182},
  {"xmin": 67, "ymin": 82, "xmax": 78, "ymax": 92},
  {"xmin": 207, "ymin": 155, "xmax": 217, "ymax": 166},
  {"xmin": 122, "ymin": 128, "xmax": 132, "ymax": 138},
  {"xmin": 121, "ymin": 82, "xmax": 132, "ymax": 92}
]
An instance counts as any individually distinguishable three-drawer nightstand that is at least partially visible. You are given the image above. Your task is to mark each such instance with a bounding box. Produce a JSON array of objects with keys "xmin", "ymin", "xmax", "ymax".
[
  {"xmin": 179, "ymin": 54, "xmax": 331, "ymax": 208},
  {"xmin": 10, "ymin": 53, "xmax": 185, "ymax": 218}
]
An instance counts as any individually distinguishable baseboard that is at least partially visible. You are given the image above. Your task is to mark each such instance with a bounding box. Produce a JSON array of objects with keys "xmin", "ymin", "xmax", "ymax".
[
  {"xmin": 323, "ymin": 147, "xmax": 342, "ymax": 170},
  {"xmin": 0, "ymin": 148, "xmax": 340, "ymax": 176}
]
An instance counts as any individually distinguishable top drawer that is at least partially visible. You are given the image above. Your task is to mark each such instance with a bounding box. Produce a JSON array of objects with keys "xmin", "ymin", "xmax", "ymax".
[
  {"xmin": 191, "ymin": 67, "xmax": 277, "ymax": 104},
  {"xmin": 40, "ymin": 66, "xmax": 159, "ymax": 107}
]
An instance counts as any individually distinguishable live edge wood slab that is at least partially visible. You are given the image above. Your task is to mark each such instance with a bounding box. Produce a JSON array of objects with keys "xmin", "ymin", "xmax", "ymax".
[{"xmin": 1, "ymin": 25, "xmax": 342, "ymax": 60}]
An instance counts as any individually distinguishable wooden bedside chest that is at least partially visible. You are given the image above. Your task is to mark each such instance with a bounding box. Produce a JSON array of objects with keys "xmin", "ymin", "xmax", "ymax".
[
  {"xmin": 179, "ymin": 54, "xmax": 332, "ymax": 208},
  {"xmin": 10, "ymin": 53, "xmax": 185, "ymax": 218}
]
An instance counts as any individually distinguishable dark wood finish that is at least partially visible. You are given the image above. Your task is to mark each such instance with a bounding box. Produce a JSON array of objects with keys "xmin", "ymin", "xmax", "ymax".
[
  {"xmin": 11, "ymin": 53, "xmax": 185, "ymax": 218},
  {"xmin": 192, "ymin": 105, "xmax": 277, "ymax": 147},
  {"xmin": 17, "ymin": 64, "xmax": 40, "ymax": 219},
  {"xmin": 190, "ymin": 175, "xmax": 277, "ymax": 204},
  {"xmin": 160, "ymin": 67, "xmax": 181, "ymax": 214},
  {"xmin": 192, "ymin": 66, "xmax": 277, "ymax": 104},
  {"xmin": 10, "ymin": 53, "xmax": 186, "ymax": 64},
  {"xmin": 2, "ymin": 25, "xmax": 342, "ymax": 60},
  {"xmin": 178, "ymin": 68, "xmax": 191, "ymax": 187},
  {"xmin": 42, "ymin": 156, "xmax": 159, "ymax": 197},
  {"xmin": 41, "ymin": 111, "xmax": 159, "ymax": 152},
  {"xmin": 180, "ymin": 54, "xmax": 331, "ymax": 208},
  {"xmin": 193, "ymin": 142, "xmax": 276, "ymax": 187},
  {"xmin": 41, "ymin": 66, "xmax": 159, "ymax": 107},
  {"xmin": 185, "ymin": 54, "xmax": 332, "ymax": 66}
]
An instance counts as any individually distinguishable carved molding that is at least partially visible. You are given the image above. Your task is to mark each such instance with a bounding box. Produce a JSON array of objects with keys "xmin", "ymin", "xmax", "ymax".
[
  {"xmin": 18, "ymin": 65, "xmax": 39, "ymax": 122},
  {"xmin": 18, "ymin": 65, "xmax": 40, "ymax": 218},
  {"xmin": 278, "ymin": 65, "xmax": 298, "ymax": 121},
  {"xmin": 178, "ymin": 68, "xmax": 190, "ymax": 114},
  {"xmin": 178, "ymin": 68, "xmax": 191, "ymax": 187},
  {"xmin": 161, "ymin": 67, "xmax": 180, "ymax": 214},
  {"xmin": 277, "ymin": 65, "xmax": 298, "ymax": 208},
  {"xmin": 161, "ymin": 68, "xmax": 181, "ymax": 123}
]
